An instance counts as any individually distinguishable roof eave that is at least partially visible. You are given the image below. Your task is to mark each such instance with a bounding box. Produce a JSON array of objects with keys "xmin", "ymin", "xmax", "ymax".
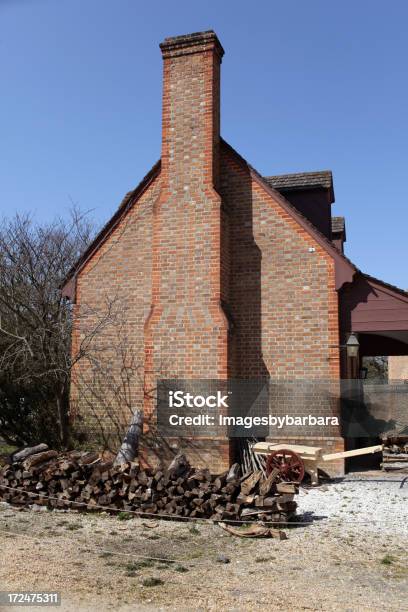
[
  {"xmin": 360, "ymin": 272, "xmax": 408, "ymax": 302},
  {"xmin": 221, "ymin": 139, "xmax": 355, "ymax": 290},
  {"xmin": 61, "ymin": 160, "xmax": 161, "ymax": 301}
]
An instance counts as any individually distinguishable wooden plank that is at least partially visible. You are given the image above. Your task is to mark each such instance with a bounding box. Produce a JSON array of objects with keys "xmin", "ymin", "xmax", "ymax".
[
  {"xmin": 351, "ymin": 321, "xmax": 408, "ymax": 332},
  {"xmin": 322, "ymin": 444, "xmax": 382, "ymax": 462},
  {"xmin": 352, "ymin": 310, "xmax": 408, "ymax": 323},
  {"xmin": 253, "ymin": 442, "xmax": 321, "ymax": 458}
]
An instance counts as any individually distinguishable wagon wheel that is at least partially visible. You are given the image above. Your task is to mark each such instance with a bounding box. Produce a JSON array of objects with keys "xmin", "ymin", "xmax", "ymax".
[{"xmin": 266, "ymin": 449, "xmax": 305, "ymax": 483}]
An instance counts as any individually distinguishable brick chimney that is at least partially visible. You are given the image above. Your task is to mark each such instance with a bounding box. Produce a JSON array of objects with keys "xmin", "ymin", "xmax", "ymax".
[
  {"xmin": 159, "ymin": 30, "xmax": 224, "ymax": 192},
  {"xmin": 144, "ymin": 31, "xmax": 229, "ymax": 420}
]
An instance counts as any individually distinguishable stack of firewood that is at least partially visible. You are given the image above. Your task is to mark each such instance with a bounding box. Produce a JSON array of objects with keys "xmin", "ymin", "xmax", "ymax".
[
  {"xmin": 381, "ymin": 436, "xmax": 408, "ymax": 472},
  {"xmin": 0, "ymin": 446, "xmax": 298, "ymax": 523}
]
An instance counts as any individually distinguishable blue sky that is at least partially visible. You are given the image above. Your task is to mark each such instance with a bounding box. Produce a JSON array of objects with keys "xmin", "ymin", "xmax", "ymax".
[{"xmin": 1, "ymin": 0, "xmax": 407, "ymax": 287}]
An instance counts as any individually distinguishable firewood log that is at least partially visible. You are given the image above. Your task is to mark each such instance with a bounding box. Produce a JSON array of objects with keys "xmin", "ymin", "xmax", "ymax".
[
  {"xmin": 23, "ymin": 451, "xmax": 58, "ymax": 470},
  {"xmin": 226, "ymin": 463, "xmax": 241, "ymax": 482},
  {"xmin": 240, "ymin": 470, "xmax": 262, "ymax": 495},
  {"xmin": 0, "ymin": 450, "xmax": 299, "ymax": 524},
  {"xmin": 259, "ymin": 468, "xmax": 279, "ymax": 496},
  {"xmin": 114, "ymin": 408, "xmax": 143, "ymax": 465},
  {"xmin": 11, "ymin": 444, "xmax": 49, "ymax": 463},
  {"xmin": 276, "ymin": 482, "xmax": 298, "ymax": 494},
  {"xmin": 166, "ymin": 453, "xmax": 190, "ymax": 479}
]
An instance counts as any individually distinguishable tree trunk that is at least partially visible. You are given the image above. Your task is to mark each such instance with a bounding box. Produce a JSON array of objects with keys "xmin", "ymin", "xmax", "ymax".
[
  {"xmin": 114, "ymin": 408, "xmax": 143, "ymax": 465},
  {"xmin": 56, "ymin": 386, "xmax": 71, "ymax": 448}
]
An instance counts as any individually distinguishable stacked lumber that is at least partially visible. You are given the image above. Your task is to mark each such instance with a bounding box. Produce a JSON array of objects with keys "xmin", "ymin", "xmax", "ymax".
[
  {"xmin": 0, "ymin": 447, "xmax": 298, "ymax": 523},
  {"xmin": 381, "ymin": 437, "xmax": 408, "ymax": 472}
]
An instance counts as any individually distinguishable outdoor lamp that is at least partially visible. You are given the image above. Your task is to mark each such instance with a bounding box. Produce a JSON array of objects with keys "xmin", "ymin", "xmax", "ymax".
[{"xmin": 346, "ymin": 333, "xmax": 359, "ymax": 358}]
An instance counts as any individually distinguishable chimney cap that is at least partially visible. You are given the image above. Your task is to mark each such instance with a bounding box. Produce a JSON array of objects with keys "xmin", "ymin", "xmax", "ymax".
[{"xmin": 160, "ymin": 30, "xmax": 224, "ymax": 59}]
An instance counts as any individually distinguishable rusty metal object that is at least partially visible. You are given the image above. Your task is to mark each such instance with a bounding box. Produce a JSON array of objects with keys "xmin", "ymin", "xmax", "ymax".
[{"xmin": 266, "ymin": 448, "xmax": 305, "ymax": 483}]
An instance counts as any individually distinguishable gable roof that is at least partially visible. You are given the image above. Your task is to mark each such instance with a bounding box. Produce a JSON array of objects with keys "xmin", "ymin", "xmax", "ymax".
[
  {"xmin": 62, "ymin": 143, "xmax": 355, "ymax": 297},
  {"xmin": 62, "ymin": 141, "xmax": 406, "ymax": 302},
  {"xmin": 221, "ymin": 139, "xmax": 356, "ymax": 290}
]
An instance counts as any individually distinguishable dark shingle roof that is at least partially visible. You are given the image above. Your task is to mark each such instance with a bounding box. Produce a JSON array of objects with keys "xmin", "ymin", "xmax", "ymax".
[
  {"xmin": 264, "ymin": 170, "xmax": 333, "ymax": 192},
  {"xmin": 332, "ymin": 216, "xmax": 345, "ymax": 234}
]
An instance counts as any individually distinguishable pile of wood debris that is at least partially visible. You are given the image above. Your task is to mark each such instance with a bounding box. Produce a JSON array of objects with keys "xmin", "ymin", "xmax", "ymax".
[
  {"xmin": 381, "ymin": 436, "xmax": 408, "ymax": 472},
  {"xmin": 0, "ymin": 445, "xmax": 298, "ymax": 524}
]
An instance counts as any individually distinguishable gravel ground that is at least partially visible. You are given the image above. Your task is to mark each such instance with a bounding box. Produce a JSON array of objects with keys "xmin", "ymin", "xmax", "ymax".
[
  {"xmin": 0, "ymin": 470, "xmax": 407, "ymax": 611},
  {"xmin": 298, "ymin": 470, "xmax": 408, "ymax": 535}
]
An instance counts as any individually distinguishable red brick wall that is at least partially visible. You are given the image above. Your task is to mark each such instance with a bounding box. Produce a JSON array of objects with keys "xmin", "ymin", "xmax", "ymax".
[
  {"xmin": 70, "ymin": 175, "xmax": 160, "ymax": 439},
  {"xmin": 221, "ymin": 145, "xmax": 340, "ymax": 380},
  {"xmin": 70, "ymin": 31, "xmax": 344, "ymax": 475},
  {"xmin": 220, "ymin": 145, "xmax": 344, "ymax": 474}
]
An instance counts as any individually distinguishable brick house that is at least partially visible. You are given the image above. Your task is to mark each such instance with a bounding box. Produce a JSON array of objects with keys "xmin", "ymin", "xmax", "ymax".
[{"xmin": 63, "ymin": 31, "xmax": 408, "ymax": 476}]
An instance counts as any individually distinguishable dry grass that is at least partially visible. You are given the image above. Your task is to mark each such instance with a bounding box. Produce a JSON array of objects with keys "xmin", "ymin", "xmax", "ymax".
[{"xmin": 0, "ymin": 500, "xmax": 407, "ymax": 611}]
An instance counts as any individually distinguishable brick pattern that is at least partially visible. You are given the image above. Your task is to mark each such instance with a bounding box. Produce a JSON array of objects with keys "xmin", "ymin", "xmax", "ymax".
[
  {"xmin": 220, "ymin": 145, "xmax": 341, "ymax": 441},
  {"xmin": 144, "ymin": 34, "xmax": 229, "ymax": 408},
  {"xmin": 140, "ymin": 437, "xmax": 234, "ymax": 474},
  {"xmin": 140, "ymin": 33, "xmax": 230, "ymax": 472},
  {"xmin": 70, "ymin": 175, "xmax": 160, "ymax": 434},
  {"xmin": 70, "ymin": 31, "xmax": 344, "ymax": 474},
  {"xmin": 221, "ymin": 146, "xmax": 340, "ymax": 378}
]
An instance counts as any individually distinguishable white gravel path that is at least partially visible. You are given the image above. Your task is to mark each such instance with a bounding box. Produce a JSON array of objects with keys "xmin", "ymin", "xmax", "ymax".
[{"xmin": 298, "ymin": 470, "xmax": 408, "ymax": 535}]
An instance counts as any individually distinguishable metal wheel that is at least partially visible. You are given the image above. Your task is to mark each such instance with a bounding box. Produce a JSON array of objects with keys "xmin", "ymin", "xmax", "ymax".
[{"xmin": 266, "ymin": 448, "xmax": 305, "ymax": 483}]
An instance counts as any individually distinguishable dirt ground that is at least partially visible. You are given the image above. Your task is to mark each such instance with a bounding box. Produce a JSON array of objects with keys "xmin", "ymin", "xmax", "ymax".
[{"xmin": 0, "ymin": 471, "xmax": 407, "ymax": 611}]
